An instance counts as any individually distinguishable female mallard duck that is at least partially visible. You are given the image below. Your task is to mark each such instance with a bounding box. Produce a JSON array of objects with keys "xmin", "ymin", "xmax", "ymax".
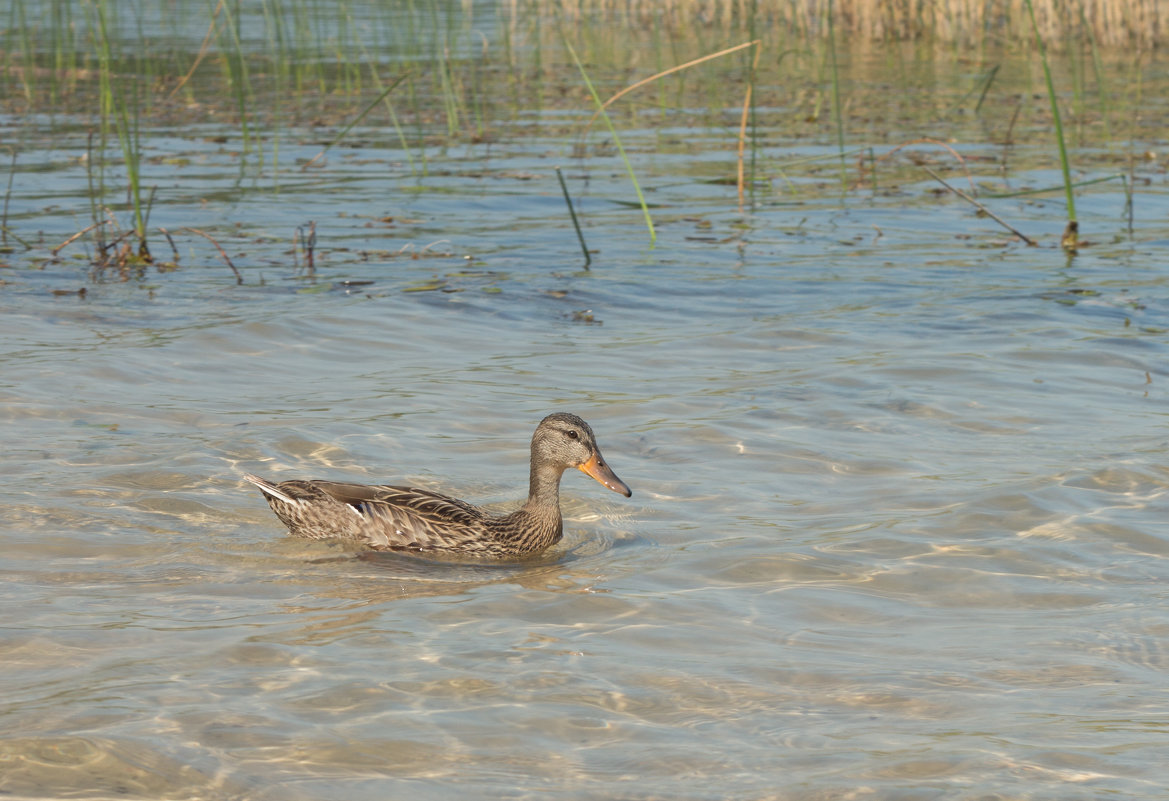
[{"xmin": 244, "ymin": 412, "xmax": 631, "ymax": 557}]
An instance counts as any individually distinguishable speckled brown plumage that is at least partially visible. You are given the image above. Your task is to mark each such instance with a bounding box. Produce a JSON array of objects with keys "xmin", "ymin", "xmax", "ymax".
[{"xmin": 244, "ymin": 412, "xmax": 631, "ymax": 557}]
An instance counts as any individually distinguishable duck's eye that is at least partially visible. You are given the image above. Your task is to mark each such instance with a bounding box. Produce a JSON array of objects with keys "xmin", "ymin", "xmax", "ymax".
[{"xmin": 567, "ymin": 429, "xmax": 579, "ymax": 440}]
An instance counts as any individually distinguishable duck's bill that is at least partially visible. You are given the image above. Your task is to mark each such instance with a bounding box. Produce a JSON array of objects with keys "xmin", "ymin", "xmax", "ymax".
[{"xmin": 579, "ymin": 452, "xmax": 632, "ymax": 498}]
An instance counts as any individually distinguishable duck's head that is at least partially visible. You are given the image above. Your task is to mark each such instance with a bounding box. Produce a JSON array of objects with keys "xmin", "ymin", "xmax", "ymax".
[{"xmin": 533, "ymin": 412, "xmax": 632, "ymax": 497}]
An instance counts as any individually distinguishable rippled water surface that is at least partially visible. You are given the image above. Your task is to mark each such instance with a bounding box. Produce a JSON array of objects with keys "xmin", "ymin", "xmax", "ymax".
[{"xmin": 5, "ymin": 24, "xmax": 1169, "ymax": 799}]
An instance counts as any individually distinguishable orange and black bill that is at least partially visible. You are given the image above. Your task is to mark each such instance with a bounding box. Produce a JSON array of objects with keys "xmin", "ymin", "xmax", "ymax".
[{"xmin": 578, "ymin": 452, "xmax": 632, "ymax": 497}]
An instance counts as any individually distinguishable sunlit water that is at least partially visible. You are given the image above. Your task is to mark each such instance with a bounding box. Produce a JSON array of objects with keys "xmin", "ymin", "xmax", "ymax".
[{"xmin": 5, "ymin": 44, "xmax": 1169, "ymax": 801}]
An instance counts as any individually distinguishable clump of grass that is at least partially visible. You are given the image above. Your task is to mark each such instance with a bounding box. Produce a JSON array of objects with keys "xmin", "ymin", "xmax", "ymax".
[
  {"xmin": 54, "ymin": 204, "xmax": 170, "ymax": 281},
  {"xmin": 88, "ymin": 1, "xmax": 152, "ymax": 265},
  {"xmin": 212, "ymin": 0, "xmax": 257, "ymax": 157}
]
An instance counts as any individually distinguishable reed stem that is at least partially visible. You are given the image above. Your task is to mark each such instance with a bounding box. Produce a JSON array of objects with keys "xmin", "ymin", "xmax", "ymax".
[
  {"xmin": 1023, "ymin": 0, "xmax": 1077, "ymax": 243},
  {"xmin": 922, "ymin": 166, "xmax": 1036, "ymax": 246},
  {"xmin": 563, "ymin": 37, "xmax": 655, "ymax": 246},
  {"xmin": 827, "ymin": 0, "xmax": 848, "ymax": 192},
  {"xmin": 1, "ymin": 149, "xmax": 15, "ymax": 247},
  {"xmin": 302, "ymin": 73, "xmax": 410, "ymax": 169},
  {"xmin": 91, "ymin": 1, "xmax": 148, "ymax": 253},
  {"xmin": 555, "ymin": 166, "xmax": 591, "ymax": 269}
]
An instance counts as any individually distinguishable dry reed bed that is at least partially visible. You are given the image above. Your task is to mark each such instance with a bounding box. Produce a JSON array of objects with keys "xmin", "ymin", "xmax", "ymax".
[{"xmin": 530, "ymin": 0, "xmax": 1165, "ymax": 48}]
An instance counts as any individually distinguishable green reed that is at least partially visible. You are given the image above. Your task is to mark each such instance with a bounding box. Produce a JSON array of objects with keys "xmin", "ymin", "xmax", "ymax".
[
  {"xmin": 90, "ymin": 1, "xmax": 148, "ymax": 253},
  {"xmin": 825, "ymin": 0, "xmax": 848, "ymax": 192},
  {"xmin": 563, "ymin": 37, "xmax": 656, "ymax": 246},
  {"xmin": 354, "ymin": 46, "xmax": 422, "ymax": 176},
  {"xmin": 258, "ymin": 0, "xmax": 289, "ymax": 173},
  {"xmin": 1023, "ymin": 0, "xmax": 1077, "ymax": 239},
  {"xmin": 303, "ymin": 73, "xmax": 410, "ymax": 169},
  {"xmin": 6, "ymin": 0, "xmax": 34, "ymax": 104},
  {"xmin": 431, "ymin": 0, "xmax": 462, "ymax": 137},
  {"xmin": 214, "ymin": 0, "xmax": 257, "ymax": 157}
]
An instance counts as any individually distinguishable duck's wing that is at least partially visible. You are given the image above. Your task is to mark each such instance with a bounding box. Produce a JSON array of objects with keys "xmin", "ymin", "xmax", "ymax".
[{"xmin": 310, "ymin": 480, "xmax": 490, "ymax": 551}]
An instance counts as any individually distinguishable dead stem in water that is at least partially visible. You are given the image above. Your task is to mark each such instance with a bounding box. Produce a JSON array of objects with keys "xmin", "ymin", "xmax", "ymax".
[
  {"xmin": 581, "ymin": 40, "xmax": 759, "ymax": 131},
  {"xmin": 167, "ymin": 0, "xmax": 225, "ymax": 101},
  {"xmin": 54, "ymin": 209, "xmax": 167, "ymax": 280},
  {"xmin": 555, "ymin": 166, "xmax": 591, "ymax": 269},
  {"xmin": 867, "ymin": 138, "xmax": 977, "ymax": 193},
  {"xmin": 737, "ymin": 44, "xmax": 762, "ymax": 210},
  {"xmin": 295, "ymin": 222, "xmax": 317, "ymax": 274},
  {"xmin": 183, "ymin": 227, "xmax": 242, "ymax": 284},
  {"xmin": 922, "ymin": 165, "xmax": 1037, "ymax": 246}
]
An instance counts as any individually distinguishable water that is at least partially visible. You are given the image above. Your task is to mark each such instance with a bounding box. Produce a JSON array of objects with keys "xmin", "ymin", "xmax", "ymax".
[{"xmin": 5, "ymin": 37, "xmax": 1169, "ymax": 800}]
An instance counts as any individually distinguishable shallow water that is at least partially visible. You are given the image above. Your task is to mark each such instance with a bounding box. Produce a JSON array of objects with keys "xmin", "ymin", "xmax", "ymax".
[{"xmin": 5, "ymin": 30, "xmax": 1169, "ymax": 801}]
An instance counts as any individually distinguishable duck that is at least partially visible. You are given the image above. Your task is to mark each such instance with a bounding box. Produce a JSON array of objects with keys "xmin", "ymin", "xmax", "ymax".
[{"xmin": 243, "ymin": 412, "xmax": 631, "ymax": 557}]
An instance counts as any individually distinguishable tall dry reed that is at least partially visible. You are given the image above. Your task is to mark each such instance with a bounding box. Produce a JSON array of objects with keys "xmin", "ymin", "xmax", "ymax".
[{"xmin": 531, "ymin": 0, "xmax": 1163, "ymax": 48}]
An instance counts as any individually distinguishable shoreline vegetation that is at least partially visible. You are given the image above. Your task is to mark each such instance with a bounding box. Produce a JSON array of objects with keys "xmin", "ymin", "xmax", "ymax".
[
  {"xmin": 2, "ymin": 0, "xmax": 1160, "ymax": 117},
  {"xmin": 550, "ymin": 0, "xmax": 1163, "ymax": 48},
  {"xmin": 0, "ymin": 0, "xmax": 1161, "ymax": 276}
]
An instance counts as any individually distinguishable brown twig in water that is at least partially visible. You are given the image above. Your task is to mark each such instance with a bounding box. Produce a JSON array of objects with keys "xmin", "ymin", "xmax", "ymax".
[
  {"xmin": 157, "ymin": 226, "xmax": 180, "ymax": 263},
  {"xmin": 53, "ymin": 221, "xmax": 106, "ymax": 256},
  {"xmin": 581, "ymin": 40, "xmax": 760, "ymax": 140},
  {"xmin": 1004, "ymin": 99, "xmax": 1022, "ymax": 146},
  {"xmin": 866, "ymin": 138, "xmax": 978, "ymax": 194},
  {"xmin": 183, "ymin": 226, "xmax": 243, "ymax": 284},
  {"xmin": 922, "ymin": 166, "xmax": 1037, "ymax": 246}
]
